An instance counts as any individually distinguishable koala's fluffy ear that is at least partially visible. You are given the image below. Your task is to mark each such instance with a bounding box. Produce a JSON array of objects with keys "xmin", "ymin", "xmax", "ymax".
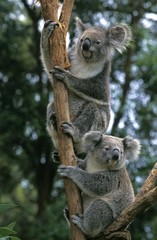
[
  {"xmin": 123, "ymin": 136, "xmax": 141, "ymax": 161},
  {"xmin": 107, "ymin": 24, "xmax": 132, "ymax": 53},
  {"xmin": 83, "ymin": 131, "xmax": 103, "ymax": 152},
  {"xmin": 75, "ymin": 17, "xmax": 89, "ymax": 34}
]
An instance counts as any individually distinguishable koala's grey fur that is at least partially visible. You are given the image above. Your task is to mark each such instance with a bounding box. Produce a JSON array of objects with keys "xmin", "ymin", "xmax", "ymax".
[
  {"xmin": 40, "ymin": 18, "xmax": 132, "ymax": 154},
  {"xmin": 58, "ymin": 130, "xmax": 141, "ymax": 237}
]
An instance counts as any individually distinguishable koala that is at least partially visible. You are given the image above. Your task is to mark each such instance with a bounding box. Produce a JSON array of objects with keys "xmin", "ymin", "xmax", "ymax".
[
  {"xmin": 40, "ymin": 18, "xmax": 132, "ymax": 154},
  {"xmin": 58, "ymin": 129, "xmax": 141, "ymax": 237}
]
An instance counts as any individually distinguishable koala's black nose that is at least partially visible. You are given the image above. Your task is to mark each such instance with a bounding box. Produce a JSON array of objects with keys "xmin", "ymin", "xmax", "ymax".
[
  {"xmin": 112, "ymin": 149, "xmax": 120, "ymax": 161},
  {"xmin": 82, "ymin": 38, "xmax": 91, "ymax": 51}
]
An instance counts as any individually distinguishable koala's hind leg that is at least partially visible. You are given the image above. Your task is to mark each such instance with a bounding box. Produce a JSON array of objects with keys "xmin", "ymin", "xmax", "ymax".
[
  {"xmin": 61, "ymin": 103, "xmax": 105, "ymax": 154},
  {"xmin": 72, "ymin": 199, "xmax": 114, "ymax": 237}
]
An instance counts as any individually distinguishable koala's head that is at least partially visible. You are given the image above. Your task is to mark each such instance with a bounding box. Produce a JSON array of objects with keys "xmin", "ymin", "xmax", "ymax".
[
  {"xmin": 75, "ymin": 17, "xmax": 132, "ymax": 64},
  {"xmin": 83, "ymin": 131, "xmax": 141, "ymax": 170}
]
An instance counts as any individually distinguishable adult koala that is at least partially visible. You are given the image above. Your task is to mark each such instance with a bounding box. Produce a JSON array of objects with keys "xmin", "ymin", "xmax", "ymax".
[
  {"xmin": 58, "ymin": 130, "xmax": 141, "ymax": 237},
  {"xmin": 41, "ymin": 18, "xmax": 132, "ymax": 154}
]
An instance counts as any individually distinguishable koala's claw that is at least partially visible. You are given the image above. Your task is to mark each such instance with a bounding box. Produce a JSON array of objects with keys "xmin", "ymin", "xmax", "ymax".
[
  {"xmin": 58, "ymin": 165, "xmax": 69, "ymax": 177},
  {"xmin": 43, "ymin": 20, "xmax": 59, "ymax": 38},
  {"xmin": 54, "ymin": 66, "xmax": 68, "ymax": 72},
  {"xmin": 52, "ymin": 151, "xmax": 60, "ymax": 163}
]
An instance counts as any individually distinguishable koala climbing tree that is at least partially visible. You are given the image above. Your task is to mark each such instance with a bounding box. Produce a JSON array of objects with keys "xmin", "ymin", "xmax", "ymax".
[
  {"xmin": 42, "ymin": 18, "xmax": 132, "ymax": 155},
  {"xmin": 58, "ymin": 128, "xmax": 141, "ymax": 238},
  {"xmin": 59, "ymin": 125, "xmax": 157, "ymax": 240}
]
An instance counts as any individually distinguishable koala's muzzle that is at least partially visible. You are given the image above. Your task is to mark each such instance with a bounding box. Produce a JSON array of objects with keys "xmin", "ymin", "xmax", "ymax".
[
  {"xmin": 112, "ymin": 149, "xmax": 120, "ymax": 161},
  {"xmin": 82, "ymin": 38, "xmax": 91, "ymax": 51}
]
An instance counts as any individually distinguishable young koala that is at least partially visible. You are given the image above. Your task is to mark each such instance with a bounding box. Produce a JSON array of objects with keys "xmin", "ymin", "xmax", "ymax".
[
  {"xmin": 58, "ymin": 130, "xmax": 141, "ymax": 237},
  {"xmin": 40, "ymin": 18, "xmax": 132, "ymax": 154}
]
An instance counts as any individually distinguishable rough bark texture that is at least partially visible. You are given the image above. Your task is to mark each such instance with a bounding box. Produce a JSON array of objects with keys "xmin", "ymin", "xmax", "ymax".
[{"xmin": 40, "ymin": 1, "xmax": 86, "ymax": 239}]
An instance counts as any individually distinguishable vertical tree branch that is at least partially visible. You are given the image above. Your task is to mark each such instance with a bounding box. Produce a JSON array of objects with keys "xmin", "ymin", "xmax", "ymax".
[{"xmin": 40, "ymin": 1, "xmax": 86, "ymax": 239}]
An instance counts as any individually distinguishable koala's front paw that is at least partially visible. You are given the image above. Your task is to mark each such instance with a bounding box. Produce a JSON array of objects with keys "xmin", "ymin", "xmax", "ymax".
[
  {"xmin": 49, "ymin": 66, "xmax": 71, "ymax": 84},
  {"xmin": 61, "ymin": 122, "xmax": 75, "ymax": 138},
  {"xmin": 71, "ymin": 214, "xmax": 84, "ymax": 230},
  {"xmin": 58, "ymin": 165, "xmax": 76, "ymax": 178},
  {"xmin": 43, "ymin": 20, "xmax": 59, "ymax": 38}
]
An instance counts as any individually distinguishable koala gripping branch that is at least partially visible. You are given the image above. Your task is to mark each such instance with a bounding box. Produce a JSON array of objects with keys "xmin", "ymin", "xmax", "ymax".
[{"xmin": 40, "ymin": 1, "xmax": 85, "ymax": 240}]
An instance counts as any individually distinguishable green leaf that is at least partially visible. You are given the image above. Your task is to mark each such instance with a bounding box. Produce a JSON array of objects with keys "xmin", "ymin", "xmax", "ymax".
[
  {"xmin": 0, "ymin": 227, "xmax": 16, "ymax": 237},
  {"xmin": 6, "ymin": 223, "xmax": 16, "ymax": 231},
  {"xmin": 0, "ymin": 204, "xmax": 17, "ymax": 214},
  {"xmin": 0, "ymin": 237, "xmax": 21, "ymax": 240}
]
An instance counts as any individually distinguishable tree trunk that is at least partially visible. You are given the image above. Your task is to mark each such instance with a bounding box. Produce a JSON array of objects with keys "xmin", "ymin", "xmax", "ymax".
[{"xmin": 40, "ymin": 1, "xmax": 86, "ymax": 239}]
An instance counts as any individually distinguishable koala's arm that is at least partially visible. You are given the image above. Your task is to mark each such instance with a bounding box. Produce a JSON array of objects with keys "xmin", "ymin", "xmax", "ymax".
[
  {"xmin": 40, "ymin": 21, "xmax": 59, "ymax": 76},
  {"xmin": 58, "ymin": 165, "xmax": 118, "ymax": 197},
  {"xmin": 50, "ymin": 66, "xmax": 91, "ymax": 91},
  {"xmin": 50, "ymin": 66, "xmax": 107, "ymax": 102}
]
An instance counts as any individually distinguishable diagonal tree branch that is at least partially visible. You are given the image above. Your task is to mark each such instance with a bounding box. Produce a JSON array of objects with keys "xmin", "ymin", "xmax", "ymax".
[{"xmin": 136, "ymin": 162, "xmax": 157, "ymax": 198}]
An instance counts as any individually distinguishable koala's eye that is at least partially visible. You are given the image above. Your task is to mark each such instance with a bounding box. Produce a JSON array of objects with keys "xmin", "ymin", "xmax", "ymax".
[
  {"xmin": 80, "ymin": 38, "xmax": 83, "ymax": 42},
  {"xmin": 95, "ymin": 40, "xmax": 101, "ymax": 44}
]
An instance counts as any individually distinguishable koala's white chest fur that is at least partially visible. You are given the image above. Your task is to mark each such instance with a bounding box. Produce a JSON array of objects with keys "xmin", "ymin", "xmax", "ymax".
[
  {"xmin": 70, "ymin": 57, "xmax": 105, "ymax": 79},
  {"xmin": 86, "ymin": 158, "xmax": 104, "ymax": 173}
]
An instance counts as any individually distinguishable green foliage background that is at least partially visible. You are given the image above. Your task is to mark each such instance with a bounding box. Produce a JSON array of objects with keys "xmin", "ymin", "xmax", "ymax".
[{"xmin": 0, "ymin": 0, "xmax": 157, "ymax": 239}]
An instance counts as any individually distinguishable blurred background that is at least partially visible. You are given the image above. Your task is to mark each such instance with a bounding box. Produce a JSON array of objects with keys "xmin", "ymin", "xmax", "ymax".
[{"xmin": 0, "ymin": 0, "xmax": 157, "ymax": 239}]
